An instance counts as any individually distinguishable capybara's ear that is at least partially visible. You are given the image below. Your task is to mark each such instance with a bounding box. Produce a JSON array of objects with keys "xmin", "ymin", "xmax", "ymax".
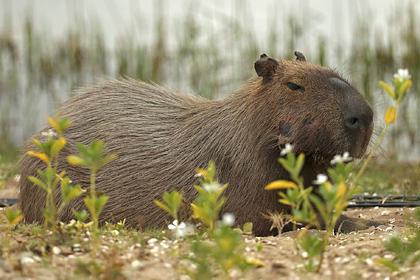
[
  {"xmin": 254, "ymin": 54, "xmax": 279, "ymax": 82},
  {"xmin": 294, "ymin": 51, "xmax": 306, "ymax": 62}
]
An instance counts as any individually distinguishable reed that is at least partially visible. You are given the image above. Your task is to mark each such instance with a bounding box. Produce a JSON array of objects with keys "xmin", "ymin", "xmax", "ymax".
[{"xmin": 0, "ymin": 2, "xmax": 418, "ymax": 159}]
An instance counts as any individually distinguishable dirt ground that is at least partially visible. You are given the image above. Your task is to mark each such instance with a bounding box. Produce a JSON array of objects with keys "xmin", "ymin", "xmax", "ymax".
[{"xmin": 0, "ymin": 179, "xmax": 419, "ymax": 280}]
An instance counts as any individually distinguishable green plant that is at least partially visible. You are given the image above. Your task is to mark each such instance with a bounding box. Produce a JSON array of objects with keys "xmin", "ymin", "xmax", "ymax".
[
  {"xmin": 154, "ymin": 190, "xmax": 191, "ymax": 239},
  {"xmin": 190, "ymin": 161, "xmax": 228, "ymax": 232},
  {"xmin": 186, "ymin": 224, "xmax": 254, "ymax": 280},
  {"xmin": 3, "ymin": 208, "xmax": 23, "ymax": 228},
  {"xmin": 153, "ymin": 162, "xmax": 228, "ymax": 234},
  {"xmin": 67, "ymin": 139, "xmax": 117, "ymax": 232},
  {"xmin": 154, "ymin": 190, "xmax": 183, "ymax": 221},
  {"xmin": 354, "ymin": 68, "xmax": 413, "ymax": 183},
  {"xmin": 186, "ymin": 163, "xmax": 258, "ymax": 278},
  {"xmin": 73, "ymin": 209, "xmax": 89, "ymax": 223},
  {"xmin": 378, "ymin": 208, "xmax": 420, "ymax": 271},
  {"xmin": 154, "ymin": 161, "xmax": 260, "ymax": 279},
  {"xmin": 266, "ymin": 149, "xmax": 353, "ymax": 271},
  {"xmin": 26, "ymin": 116, "xmax": 84, "ymax": 230},
  {"xmin": 296, "ymin": 229, "xmax": 325, "ymax": 272}
]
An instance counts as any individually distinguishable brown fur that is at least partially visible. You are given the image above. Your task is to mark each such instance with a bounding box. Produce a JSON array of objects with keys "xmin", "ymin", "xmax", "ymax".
[{"xmin": 18, "ymin": 55, "xmax": 373, "ymax": 236}]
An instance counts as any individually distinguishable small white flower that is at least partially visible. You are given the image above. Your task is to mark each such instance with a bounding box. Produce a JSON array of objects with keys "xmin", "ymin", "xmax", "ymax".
[
  {"xmin": 147, "ymin": 238, "xmax": 158, "ymax": 246},
  {"xmin": 101, "ymin": 245, "xmax": 110, "ymax": 252},
  {"xmin": 202, "ymin": 182, "xmax": 222, "ymax": 193},
  {"xmin": 20, "ymin": 256, "xmax": 35, "ymax": 265},
  {"xmin": 393, "ymin": 68, "xmax": 411, "ymax": 82},
  {"xmin": 164, "ymin": 263, "xmax": 172, "ymax": 268},
  {"xmin": 180, "ymin": 223, "xmax": 195, "ymax": 238},
  {"xmin": 229, "ymin": 269, "xmax": 241, "ymax": 278},
  {"xmin": 52, "ymin": 246, "xmax": 61, "ymax": 255},
  {"xmin": 14, "ymin": 174, "xmax": 21, "ymax": 182},
  {"xmin": 313, "ymin": 174, "xmax": 328, "ymax": 185},
  {"xmin": 72, "ymin": 243, "xmax": 81, "ymax": 252},
  {"xmin": 342, "ymin": 152, "xmax": 352, "ymax": 161},
  {"xmin": 222, "ymin": 213, "xmax": 235, "ymax": 226},
  {"xmin": 168, "ymin": 219, "xmax": 180, "ymax": 230},
  {"xmin": 301, "ymin": 251, "xmax": 308, "ymax": 258},
  {"xmin": 168, "ymin": 220, "xmax": 194, "ymax": 238},
  {"xmin": 41, "ymin": 128, "xmax": 57, "ymax": 138},
  {"xmin": 330, "ymin": 152, "xmax": 352, "ymax": 165},
  {"xmin": 150, "ymin": 246, "xmax": 160, "ymax": 255},
  {"xmin": 280, "ymin": 143, "xmax": 294, "ymax": 156},
  {"xmin": 68, "ymin": 219, "xmax": 76, "ymax": 227},
  {"xmin": 384, "ymin": 254, "xmax": 393, "ymax": 260},
  {"xmin": 160, "ymin": 240, "xmax": 170, "ymax": 249},
  {"xmin": 131, "ymin": 260, "xmax": 144, "ymax": 268}
]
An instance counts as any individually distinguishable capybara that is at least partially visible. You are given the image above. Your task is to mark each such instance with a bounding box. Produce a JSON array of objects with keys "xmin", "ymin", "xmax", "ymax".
[{"xmin": 19, "ymin": 52, "xmax": 376, "ymax": 236}]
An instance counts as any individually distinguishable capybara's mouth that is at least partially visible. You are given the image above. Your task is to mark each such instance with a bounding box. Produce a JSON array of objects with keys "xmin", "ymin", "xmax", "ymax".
[
  {"xmin": 277, "ymin": 124, "xmax": 373, "ymax": 166},
  {"xmin": 348, "ymin": 125, "xmax": 373, "ymax": 159},
  {"xmin": 277, "ymin": 118, "xmax": 358, "ymax": 164}
]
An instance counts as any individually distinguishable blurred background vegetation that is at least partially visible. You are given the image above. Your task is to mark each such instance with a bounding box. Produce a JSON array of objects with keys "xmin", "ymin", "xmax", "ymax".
[{"xmin": 0, "ymin": 0, "xmax": 419, "ymax": 162}]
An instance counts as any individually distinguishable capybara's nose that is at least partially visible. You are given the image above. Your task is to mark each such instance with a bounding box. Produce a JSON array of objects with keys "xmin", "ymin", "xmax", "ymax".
[
  {"xmin": 343, "ymin": 96, "xmax": 373, "ymax": 130},
  {"xmin": 329, "ymin": 77, "xmax": 373, "ymax": 130}
]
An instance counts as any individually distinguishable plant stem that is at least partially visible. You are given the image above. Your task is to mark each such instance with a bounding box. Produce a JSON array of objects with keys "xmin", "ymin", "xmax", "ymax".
[
  {"xmin": 316, "ymin": 231, "xmax": 331, "ymax": 272},
  {"xmin": 90, "ymin": 169, "xmax": 97, "ymax": 198},
  {"xmin": 89, "ymin": 169, "xmax": 100, "ymax": 257},
  {"xmin": 90, "ymin": 169, "xmax": 98, "ymax": 230},
  {"xmin": 46, "ymin": 164, "xmax": 57, "ymax": 231},
  {"xmin": 353, "ymin": 125, "xmax": 389, "ymax": 185}
]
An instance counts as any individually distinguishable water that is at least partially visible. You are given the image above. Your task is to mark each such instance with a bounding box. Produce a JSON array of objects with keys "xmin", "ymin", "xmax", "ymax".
[{"xmin": 2, "ymin": 0, "xmax": 412, "ymax": 53}]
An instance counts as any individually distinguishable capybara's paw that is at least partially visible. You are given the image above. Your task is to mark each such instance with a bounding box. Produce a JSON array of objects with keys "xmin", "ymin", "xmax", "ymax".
[{"xmin": 335, "ymin": 215, "xmax": 384, "ymax": 233}]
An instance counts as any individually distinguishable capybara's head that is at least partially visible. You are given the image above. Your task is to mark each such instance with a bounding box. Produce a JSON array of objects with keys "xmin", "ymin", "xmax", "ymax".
[{"xmin": 254, "ymin": 52, "xmax": 373, "ymax": 164}]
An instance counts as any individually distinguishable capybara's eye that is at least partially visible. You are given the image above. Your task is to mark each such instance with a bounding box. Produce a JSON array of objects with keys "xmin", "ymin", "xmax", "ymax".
[{"xmin": 287, "ymin": 82, "xmax": 305, "ymax": 92}]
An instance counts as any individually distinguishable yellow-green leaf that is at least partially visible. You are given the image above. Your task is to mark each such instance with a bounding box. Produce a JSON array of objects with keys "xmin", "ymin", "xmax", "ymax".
[
  {"xmin": 153, "ymin": 200, "xmax": 171, "ymax": 214},
  {"xmin": 27, "ymin": 151, "xmax": 49, "ymax": 164},
  {"xmin": 384, "ymin": 106, "xmax": 397, "ymax": 124},
  {"xmin": 323, "ymin": 181, "xmax": 333, "ymax": 192},
  {"xmin": 376, "ymin": 258, "xmax": 399, "ymax": 271},
  {"xmin": 195, "ymin": 168, "xmax": 208, "ymax": 178},
  {"xmin": 51, "ymin": 137, "xmax": 67, "ymax": 158},
  {"xmin": 190, "ymin": 203, "xmax": 211, "ymax": 226},
  {"xmin": 190, "ymin": 203, "xmax": 203, "ymax": 219},
  {"xmin": 279, "ymin": 199, "xmax": 293, "ymax": 206},
  {"xmin": 246, "ymin": 257, "xmax": 265, "ymax": 267},
  {"xmin": 378, "ymin": 81, "xmax": 395, "ymax": 99},
  {"xmin": 265, "ymin": 180, "xmax": 297, "ymax": 190},
  {"xmin": 32, "ymin": 138, "xmax": 42, "ymax": 149},
  {"xmin": 47, "ymin": 116, "xmax": 60, "ymax": 134},
  {"xmin": 67, "ymin": 155, "xmax": 83, "ymax": 166},
  {"xmin": 242, "ymin": 222, "xmax": 253, "ymax": 234},
  {"xmin": 397, "ymin": 79, "xmax": 412, "ymax": 101},
  {"xmin": 61, "ymin": 182, "xmax": 84, "ymax": 204},
  {"xmin": 335, "ymin": 182, "xmax": 347, "ymax": 199},
  {"xmin": 4, "ymin": 208, "xmax": 23, "ymax": 225},
  {"xmin": 28, "ymin": 176, "xmax": 48, "ymax": 191},
  {"xmin": 103, "ymin": 154, "xmax": 118, "ymax": 166}
]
